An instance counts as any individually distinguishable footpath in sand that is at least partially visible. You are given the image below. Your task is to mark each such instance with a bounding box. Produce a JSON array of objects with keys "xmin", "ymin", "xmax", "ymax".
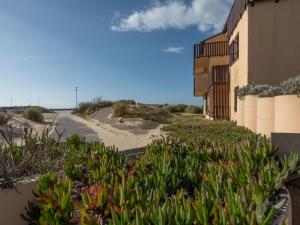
[{"xmin": 71, "ymin": 107, "xmax": 164, "ymax": 151}]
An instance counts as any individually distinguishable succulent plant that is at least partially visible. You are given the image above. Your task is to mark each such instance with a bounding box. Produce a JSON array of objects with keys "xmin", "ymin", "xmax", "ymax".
[{"xmin": 22, "ymin": 132, "xmax": 299, "ymax": 225}]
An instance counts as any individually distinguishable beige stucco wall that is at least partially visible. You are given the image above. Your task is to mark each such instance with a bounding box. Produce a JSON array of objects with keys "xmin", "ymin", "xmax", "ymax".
[
  {"xmin": 0, "ymin": 177, "xmax": 38, "ymax": 225},
  {"xmin": 244, "ymin": 95, "xmax": 257, "ymax": 132},
  {"xmin": 257, "ymin": 97, "xmax": 275, "ymax": 137},
  {"xmin": 248, "ymin": 0, "xmax": 300, "ymax": 85},
  {"xmin": 274, "ymin": 95, "xmax": 300, "ymax": 133},
  {"xmin": 229, "ymin": 9, "xmax": 249, "ymax": 121},
  {"xmin": 237, "ymin": 98, "xmax": 245, "ymax": 126}
]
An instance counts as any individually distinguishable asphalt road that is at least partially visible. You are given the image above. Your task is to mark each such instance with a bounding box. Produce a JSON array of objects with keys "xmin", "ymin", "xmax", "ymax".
[{"xmin": 51, "ymin": 110, "xmax": 100, "ymax": 142}]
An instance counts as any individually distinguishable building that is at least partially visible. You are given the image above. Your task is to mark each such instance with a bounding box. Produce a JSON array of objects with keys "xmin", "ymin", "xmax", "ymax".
[{"xmin": 193, "ymin": 0, "xmax": 300, "ymax": 121}]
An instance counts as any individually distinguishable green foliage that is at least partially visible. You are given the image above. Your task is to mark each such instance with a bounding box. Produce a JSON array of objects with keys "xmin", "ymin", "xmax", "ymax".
[
  {"xmin": 237, "ymin": 84, "xmax": 270, "ymax": 97},
  {"xmin": 23, "ymin": 107, "xmax": 44, "ymax": 123},
  {"xmin": 23, "ymin": 131, "xmax": 300, "ymax": 225},
  {"xmin": 258, "ymin": 86, "xmax": 283, "ymax": 98},
  {"xmin": 21, "ymin": 201, "xmax": 41, "ymax": 225},
  {"xmin": 73, "ymin": 98, "xmax": 113, "ymax": 116},
  {"xmin": 184, "ymin": 105, "xmax": 202, "ymax": 114},
  {"xmin": 280, "ymin": 75, "xmax": 300, "ymax": 95},
  {"xmin": 164, "ymin": 104, "xmax": 187, "ymax": 113},
  {"xmin": 238, "ymin": 75, "xmax": 300, "ymax": 98}
]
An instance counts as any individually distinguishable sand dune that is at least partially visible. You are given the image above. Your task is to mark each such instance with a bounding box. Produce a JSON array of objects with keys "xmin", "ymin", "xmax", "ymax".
[{"xmin": 71, "ymin": 108, "xmax": 164, "ymax": 151}]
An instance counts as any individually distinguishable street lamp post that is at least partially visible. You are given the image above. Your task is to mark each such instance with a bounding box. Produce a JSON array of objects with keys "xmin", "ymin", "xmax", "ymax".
[{"xmin": 75, "ymin": 87, "xmax": 78, "ymax": 109}]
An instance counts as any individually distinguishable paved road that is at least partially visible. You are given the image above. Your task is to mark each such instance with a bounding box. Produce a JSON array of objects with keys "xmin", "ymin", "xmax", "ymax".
[{"xmin": 51, "ymin": 110, "xmax": 100, "ymax": 142}]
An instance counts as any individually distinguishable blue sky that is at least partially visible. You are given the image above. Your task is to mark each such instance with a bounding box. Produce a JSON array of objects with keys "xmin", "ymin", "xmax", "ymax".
[{"xmin": 0, "ymin": 0, "xmax": 232, "ymax": 108}]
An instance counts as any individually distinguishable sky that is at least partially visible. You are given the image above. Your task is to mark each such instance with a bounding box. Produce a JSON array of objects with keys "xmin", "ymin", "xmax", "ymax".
[{"xmin": 0, "ymin": 0, "xmax": 233, "ymax": 108}]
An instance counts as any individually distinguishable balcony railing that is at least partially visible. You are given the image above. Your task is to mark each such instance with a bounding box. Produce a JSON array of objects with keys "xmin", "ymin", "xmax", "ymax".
[
  {"xmin": 194, "ymin": 65, "xmax": 229, "ymax": 96},
  {"xmin": 226, "ymin": 0, "xmax": 247, "ymax": 36},
  {"xmin": 194, "ymin": 41, "xmax": 229, "ymax": 59}
]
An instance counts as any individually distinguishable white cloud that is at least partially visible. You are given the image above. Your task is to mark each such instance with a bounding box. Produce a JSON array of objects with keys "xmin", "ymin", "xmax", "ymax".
[
  {"xmin": 111, "ymin": 0, "xmax": 233, "ymax": 33},
  {"xmin": 163, "ymin": 47, "xmax": 184, "ymax": 54}
]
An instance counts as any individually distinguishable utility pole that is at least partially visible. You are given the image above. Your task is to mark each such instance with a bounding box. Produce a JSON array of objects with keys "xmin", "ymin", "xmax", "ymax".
[
  {"xmin": 75, "ymin": 87, "xmax": 78, "ymax": 109},
  {"xmin": 10, "ymin": 97, "xmax": 12, "ymax": 108}
]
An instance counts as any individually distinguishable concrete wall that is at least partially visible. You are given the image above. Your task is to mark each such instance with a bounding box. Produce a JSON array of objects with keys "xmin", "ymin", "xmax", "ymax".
[
  {"xmin": 274, "ymin": 95, "xmax": 300, "ymax": 133},
  {"xmin": 257, "ymin": 97, "xmax": 275, "ymax": 138},
  {"xmin": 0, "ymin": 176, "xmax": 38, "ymax": 225},
  {"xmin": 229, "ymin": 8, "xmax": 249, "ymax": 121},
  {"xmin": 248, "ymin": 0, "xmax": 300, "ymax": 85}
]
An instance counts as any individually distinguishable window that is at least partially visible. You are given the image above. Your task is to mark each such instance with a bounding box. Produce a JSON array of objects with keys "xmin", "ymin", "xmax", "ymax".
[
  {"xmin": 205, "ymin": 94, "xmax": 209, "ymax": 113},
  {"xmin": 234, "ymin": 86, "xmax": 239, "ymax": 112},
  {"xmin": 229, "ymin": 34, "xmax": 239, "ymax": 65}
]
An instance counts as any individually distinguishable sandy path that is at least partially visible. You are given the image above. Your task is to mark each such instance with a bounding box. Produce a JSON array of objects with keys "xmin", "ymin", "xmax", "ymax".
[{"xmin": 70, "ymin": 114, "xmax": 163, "ymax": 151}]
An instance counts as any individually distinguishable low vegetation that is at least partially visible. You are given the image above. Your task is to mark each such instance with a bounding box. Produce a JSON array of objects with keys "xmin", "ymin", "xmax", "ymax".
[
  {"xmin": 112, "ymin": 102, "xmax": 172, "ymax": 124},
  {"xmin": 238, "ymin": 75, "xmax": 300, "ymax": 98},
  {"xmin": 0, "ymin": 128, "xmax": 63, "ymax": 188},
  {"xmin": 23, "ymin": 107, "xmax": 44, "ymax": 123},
  {"xmin": 22, "ymin": 132, "xmax": 299, "ymax": 224},
  {"xmin": 0, "ymin": 113, "xmax": 298, "ymax": 224},
  {"xmin": 164, "ymin": 104, "xmax": 187, "ymax": 113},
  {"xmin": 72, "ymin": 98, "xmax": 113, "ymax": 116},
  {"xmin": 0, "ymin": 106, "xmax": 53, "ymax": 114},
  {"xmin": 184, "ymin": 105, "xmax": 202, "ymax": 114},
  {"xmin": 162, "ymin": 114, "xmax": 253, "ymax": 144}
]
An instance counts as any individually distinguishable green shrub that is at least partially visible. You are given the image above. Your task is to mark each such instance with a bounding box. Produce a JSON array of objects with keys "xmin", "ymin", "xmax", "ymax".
[
  {"xmin": 281, "ymin": 75, "xmax": 300, "ymax": 95},
  {"xmin": 23, "ymin": 107, "xmax": 44, "ymax": 123},
  {"xmin": 258, "ymin": 86, "xmax": 283, "ymax": 97},
  {"xmin": 165, "ymin": 104, "xmax": 187, "ymax": 113},
  {"xmin": 112, "ymin": 102, "xmax": 128, "ymax": 117},
  {"xmin": 238, "ymin": 84, "xmax": 270, "ymax": 97},
  {"xmin": 184, "ymin": 105, "xmax": 202, "ymax": 114},
  {"xmin": 72, "ymin": 98, "xmax": 113, "ymax": 115}
]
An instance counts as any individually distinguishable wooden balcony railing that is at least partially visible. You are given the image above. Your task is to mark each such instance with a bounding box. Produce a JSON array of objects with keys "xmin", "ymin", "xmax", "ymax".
[
  {"xmin": 194, "ymin": 65, "xmax": 230, "ymax": 97},
  {"xmin": 210, "ymin": 65, "xmax": 230, "ymax": 120},
  {"xmin": 194, "ymin": 41, "xmax": 229, "ymax": 59}
]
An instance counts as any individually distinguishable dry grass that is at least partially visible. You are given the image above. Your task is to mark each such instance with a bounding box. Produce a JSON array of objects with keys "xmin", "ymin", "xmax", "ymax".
[{"xmin": 112, "ymin": 103, "xmax": 172, "ymax": 124}]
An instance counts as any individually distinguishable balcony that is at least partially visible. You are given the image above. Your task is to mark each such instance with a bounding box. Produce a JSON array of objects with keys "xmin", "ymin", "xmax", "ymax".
[
  {"xmin": 194, "ymin": 41, "xmax": 229, "ymax": 59},
  {"xmin": 194, "ymin": 65, "xmax": 229, "ymax": 96}
]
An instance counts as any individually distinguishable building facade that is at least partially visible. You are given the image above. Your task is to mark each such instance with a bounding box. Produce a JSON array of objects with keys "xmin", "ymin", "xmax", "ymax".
[{"xmin": 193, "ymin": 0, "xmax": 300, "ymax": 120}]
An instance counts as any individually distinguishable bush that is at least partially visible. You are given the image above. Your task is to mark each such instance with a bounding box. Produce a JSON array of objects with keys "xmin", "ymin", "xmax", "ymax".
[
  {"xmin": 72, "ymin": 98, "xmax": 113, "ymax": 116},
  {"xmin": 258, "ymin": 86, "xmax": 283, "ymax": 97},
  {"xmin": 281, "ymin": 75, "xmax": 300, "ymax": 95},
  {"xmin": 185, "ymin": 105, "xmax": 202, "ymax": 114},
  {"xmin": 116, "ymin": 99, "xmax": 136, "ymax": 105},
  {"xmin": 112, "ymin": 102, "xmax": 128, "ymax": 117},
  {"xmin": 238, "ymin": 84, "xmax": 270, "ymax": 97},
  {"xmin": 23, "ymin": 107, "xmax": 44, "ymax": 123},
  {"xmin": 165, "ymin": 104, "xmax": 187, "ymax": 113},
  {"xmin": 0, "ymin": 128, "xmax": 63, "ymax": 188}
]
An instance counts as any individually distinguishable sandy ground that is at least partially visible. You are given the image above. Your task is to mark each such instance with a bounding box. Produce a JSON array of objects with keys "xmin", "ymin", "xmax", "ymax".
[
  {"xmin": 71, "ymin": 108, "xmax": 164, "ymax": 151},
  {"xmin": 10, "ymin": 113, "xmax": 58, "ymax": 134},
  {"xmin": 0, "ymin": 113, "xmax": 58, "ymax": 145}
]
